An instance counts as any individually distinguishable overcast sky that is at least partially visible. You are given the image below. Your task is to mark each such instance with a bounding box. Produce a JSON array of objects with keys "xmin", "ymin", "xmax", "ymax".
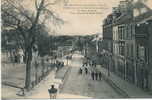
[
  {"xmin": 22, "ymin": 0, "xmax": 152, "ymax": 36},
  {"xmin": 50, "ymin": 0, "xmax": 121, "ymax": 36}
]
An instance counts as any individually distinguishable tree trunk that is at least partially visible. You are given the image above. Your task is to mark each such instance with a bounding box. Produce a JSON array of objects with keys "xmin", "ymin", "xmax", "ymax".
[
  {"xmin": 41, "ymin": 59, "xmax": 45, "ymax": 77},
  {"xmin": 35, "ymin": 64, "xmax": 38, "ymax": 84},
  {"xmin": 24, "ymin": 51, "xmax": 27, "ymax": 63},
  {"xmin": 25, "ymin": 48, "xmax": 32, "ymax": 90}
]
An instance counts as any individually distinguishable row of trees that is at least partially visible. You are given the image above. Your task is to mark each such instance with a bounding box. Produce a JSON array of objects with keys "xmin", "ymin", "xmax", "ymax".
[
  {"xmin": 74, "ymin": 35, "xmax": 95, "ymax": 52},
  {"xmin": 2, "ymin": 0, "xmax": 64, "ymax": 90}
]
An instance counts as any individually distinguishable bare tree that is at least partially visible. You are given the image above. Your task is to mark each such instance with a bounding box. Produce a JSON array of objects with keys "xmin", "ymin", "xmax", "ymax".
[{"xmin": 2, "ymin": 0, "xmax": 64, "ymax": 90}]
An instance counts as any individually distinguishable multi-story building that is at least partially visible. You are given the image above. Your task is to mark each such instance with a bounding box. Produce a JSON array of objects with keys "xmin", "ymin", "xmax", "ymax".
[
  {"xmin": 135, "ymin": 11, "xmax": 152, "ymax": 90},
  {"xmin": 113, "ymin": 16, "xmax": 136, "ymax": 82},
  {"xmin": 102, "ymin": 13, "xmax": 115, "ymax": 71},
  {"xmin": 102, "ymin": 14, "xmax": 113, "ymax": 54},
  {"xmin": 103, "ymin": 0, "xmax": 152, "ymax": 91}
]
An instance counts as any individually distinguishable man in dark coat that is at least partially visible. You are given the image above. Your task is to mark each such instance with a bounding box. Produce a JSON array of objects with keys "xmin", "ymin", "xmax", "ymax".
[
  {"xmin": 94, "ymin": 62, "xmax": 97, "ymax": 67},
  {"xmin": 85, "ymin": 67, "xmax": 88, "ymax": 75},
  {"xmin": 79, "ymin": 68, "xmax": 82, "ymax": 75},
  {"xmin": 95, "ymin": 72, "xmax": 98, "ymax": 80},
  {"xmin": 99, "ymin": 72, "xmax": 102, "ymax": 80},
  {"xmin": 48, "ymin": 85, "xmax": 57, "ymax": 99},
  {"xmin": 91, "ymin": 72, "xmax": 95, "ymax": 80},
  {"xmin": 14, "ymin": 53, "xmax": 18, "ymax": 63}
]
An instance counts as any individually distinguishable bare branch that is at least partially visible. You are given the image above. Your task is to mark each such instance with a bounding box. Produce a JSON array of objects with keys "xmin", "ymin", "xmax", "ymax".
[
  {"xmin": 2, "ymin": 9, "xmax": 21, "ymax": 22},
  {"xmin": 5, "ymin": 0, "xmax": 33, "ymax": 24},
  {"xmin": 35, "ymin": 0, "xmax": 39, "ymax": 10},
  {"xmin": 2, "ymin": 23, "xmax": 18, "ymax": 29},
  {"xmin": 44, "ymin": 8, "xmax": 64, "ymax": 25},
  {"xmin": 30, "ymin": 0, "xmax": 45, "ymax": 30},
  {"xmin": 44, "ymin": 0, "xmax": 61, "ymax": 7}
]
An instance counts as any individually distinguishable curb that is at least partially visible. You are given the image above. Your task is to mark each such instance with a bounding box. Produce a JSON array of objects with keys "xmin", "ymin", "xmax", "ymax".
[{"xmin": 101, "ymin": 73, "xmax": 130, "ymax": 98}]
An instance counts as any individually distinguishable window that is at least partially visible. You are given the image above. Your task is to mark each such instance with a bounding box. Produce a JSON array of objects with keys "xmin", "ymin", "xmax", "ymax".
[
  {"xmin": 126, "ymin": 43, "xmax": 129, "ymax": 56},
  {"xmin": 131, "ymin": 44, "xmax": 134, "ymax": 57},
  {"xmin": 114, "ymin": 43, "xmax": 119, "ymax": 55},
  {"xmin": 118, "ymin": 27, "xmax": 121, "ymax": 39},
  {"xmin": 138, "ymin": 46, "xmax": 145, "ymax": 60},
  {"xmin": 119, "ymin": 42, "xmax": 125, "ymax": 56},
  {"xmin": 130, "ymin": 24, "xmax": 133, "ymax": 39},
  {"xmin": 118, "ymin": 25, "xmax": 125, "ymax": 40},
  {"xmin": 126, "ymin": 25, "xmax": 129, "ymax": 39},
  {"xmin": 126, "ymin": 24, "xmax": 132, "ymax": 40},
  {"xmin": 113, "ymin": 28, "xmax": 115, "ymax": 40}
]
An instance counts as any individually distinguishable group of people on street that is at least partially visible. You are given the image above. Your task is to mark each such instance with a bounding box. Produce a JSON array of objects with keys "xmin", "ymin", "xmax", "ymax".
[
  {"xmin": 79, "ymin": 67, "xmax": 88, "ymax": 75},
  {"xmin": 79, "ymin": 58, "xmax": 102, "ymax": 81},
  {"xmin": 79, "ymin": 67, "xmax": 102, "ymax": 81},
  {"xmin": 82, "ymin": 59, "xmax": 97, "ymax": 68},
  {"xmin": 91, "ymin": 71, "xmax": 102, "ymax": 80}
]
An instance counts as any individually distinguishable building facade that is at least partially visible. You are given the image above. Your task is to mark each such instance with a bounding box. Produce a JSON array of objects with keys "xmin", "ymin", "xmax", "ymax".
[
  {"xmin": 135, "ymin": 12, "xmax": 152, "ymax": 90},
  {"xmin": 103, "ymin": 15, "xmax": 113, "ymax": 54},
  {"xmin": 102, "ymin": 0, "xmax": 152, "ymax": 91},
  {"xmin": 102, "ymin": 14, "xmax": 114, "ymax": 71}
]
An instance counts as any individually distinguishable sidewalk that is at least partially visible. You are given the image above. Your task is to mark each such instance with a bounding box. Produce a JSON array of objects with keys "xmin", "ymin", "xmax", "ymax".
[
  {"xmin": 25, "ymin": 66, "xmax": 70, "ymax": 99},
  {"xmin": 96, "ymin": 65, "xmax": 152, "ymax": 98},
  {"xmin": 25, "ymin": 68, "xmax": 58, "ymax": 99}
]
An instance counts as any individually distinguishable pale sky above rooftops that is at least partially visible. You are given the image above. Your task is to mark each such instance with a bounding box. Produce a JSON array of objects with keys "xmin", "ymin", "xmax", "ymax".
[{"xmin": 6, "ymin": 0, "xmax": 152, "ymax": 36}]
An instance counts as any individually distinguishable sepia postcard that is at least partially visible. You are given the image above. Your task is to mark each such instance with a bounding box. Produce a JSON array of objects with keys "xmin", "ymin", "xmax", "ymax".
[{"xmin": 1, "ymin": 0, "xmax": 152, "ymax": 99}]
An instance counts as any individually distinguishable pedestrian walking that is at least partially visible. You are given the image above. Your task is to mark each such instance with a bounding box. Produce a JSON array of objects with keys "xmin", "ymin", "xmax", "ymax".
[
  {"xmin": 91, "ymin": 72, "xmax": 95, "ymax": 80},
  {"xmin": 79, "ymin": 68, "xmax": 82, "ymax": 75},
  {"xmin": 89, "ymin": 61, "xmax": 91, "ymax": 66},
  {"xmin": 92, "ymin": 61, "xmax": 96, "ymax": 67},
  {"xmin": 95, "ymin": 72, "xmax": 98, "ymax": 80},
  {"xmin": 99, "ymin": 72, "xmax": 102, "ymax": 80},
  {"xmin": 62, "ymin": 62, "xmax": 64, "ymax": 67},
  {"xmin": 94, "ymin": 62, "xmax": 97, "ymax": 67},
  {"xmin": 85, "ymin": 67, "xmax": 88, "ymax": 75},
  {"xmin": 82, "ymin": 62, "xmax": 86, "ymax": 67},
  {"xmin": 48, "ymin": 85, "xmax": 58, "ymax": 99},
  {"xmin": 15, "ymin": 54, "xmax": 18, "ymax": 63}
]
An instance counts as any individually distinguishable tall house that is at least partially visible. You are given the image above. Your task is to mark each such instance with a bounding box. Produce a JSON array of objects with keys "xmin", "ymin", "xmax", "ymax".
[
  {"xmin": 112, "ymin": 9, "xmax": 135, "ymax": 82},
  {"xmin": 102, "ymin": 14, "xmax": 113, "ymax": 53},
  {"xmin": 134, "ymin": 10, "xmax": 152, "ymax": 91},
  {"xmin": 112, "ymin": 0, "xmax": 152, "ymax": 91}
]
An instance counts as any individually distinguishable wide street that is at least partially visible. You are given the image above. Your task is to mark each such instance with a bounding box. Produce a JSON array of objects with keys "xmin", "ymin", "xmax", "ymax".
[{"xmin": 59, "ymin": 52, "xmax": 123, "ymax": 98}]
